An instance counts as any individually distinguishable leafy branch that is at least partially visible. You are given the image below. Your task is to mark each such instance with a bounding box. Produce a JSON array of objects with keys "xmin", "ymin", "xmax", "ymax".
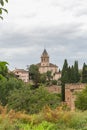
[{"xmin": 0, "ymin": 0, "xmax": 8, "ymax": 19}]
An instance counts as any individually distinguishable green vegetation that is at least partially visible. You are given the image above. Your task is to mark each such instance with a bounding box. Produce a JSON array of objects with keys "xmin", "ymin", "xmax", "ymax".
[
  {"xmin": 29, "ymin": 64, "xmax": 40, "ymax": 88},
  {"xmin": 7, "ymin": 86, "xmax": 61, "ymax": 114},
  {"xmin": 82, "ymin": 63, "xmax": 87, "ymax": 83},
  {"xmin": 0, "ymin": 105, "xmax": 87, "ymax": 130},
  {"xmin": 61, "ymin": 59, "xmax": 83, "ymax": 101},
  {"xmin": 0, "ymin": 0, "xmax": 8, "ymax": 19},
  {"xmin": 75, "ymin": 86, "xmax": 87, "ymax": 111},
  {"xmin": 61, "ymin": 60, "xmax": 80, "ymax": 84},
  {"xmin": 0, "ymin": 60, "xmax": 87, "ymax": 129},
  {"xmin": 28, "ymin": 64, "xmax": 58, "ymax": 87},
  {"xmin": 0, "ymin": 77, "xmax": 24, "ymax": 106}
]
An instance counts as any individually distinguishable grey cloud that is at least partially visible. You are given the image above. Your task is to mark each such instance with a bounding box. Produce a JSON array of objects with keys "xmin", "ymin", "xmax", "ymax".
[
  {"xmin": 0, "ymin": 15, "xmax": 87, "ymax": 70},
  {"xmin": 75, "ymin": 8, "xmax": 87, "ymax": 17},
  {"xmin": 22, "ymin": 13, "xmax": 37, "ymax": 19}
]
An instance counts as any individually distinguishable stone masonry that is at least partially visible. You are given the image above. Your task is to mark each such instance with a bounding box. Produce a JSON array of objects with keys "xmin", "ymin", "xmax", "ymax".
[{"xmin": 65, "ymin": 83, "xmax": 86, "ymax": 111}]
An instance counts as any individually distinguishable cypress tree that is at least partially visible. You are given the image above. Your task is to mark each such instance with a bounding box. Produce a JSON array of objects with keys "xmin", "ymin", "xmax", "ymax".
[
  {"xmin": 74, "ymin": 61, "xmax": 80, "ymax": 83},
  {"xmin": 68, "ymin": 66, "xmax": 72, "ymax": 83},
  {"xmin": 61, "ymin": 59, "xmax": 68, "ymax": 101},
  {"xmin": 61, "ymin": 59, "xmax": 68, "ymax": 83},
  {"xmin": 82, "ymin": 63, "xmax": 87, "ymax": 83},
  {"xmin": 71, "ymin": 65, "xmax": 75, "ymax": 83}
]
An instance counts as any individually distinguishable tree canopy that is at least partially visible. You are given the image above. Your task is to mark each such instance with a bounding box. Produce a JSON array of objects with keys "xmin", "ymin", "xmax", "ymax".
[
  {"xmin": 61, "ymin": 60, "xmax": 80, "ymax": 84},
  {"xmin": 8, "ymin": 86, "xmax": 61, "ymax": 114},
  {"xmin": 61, "ymin": 59, "xmax": 80, "ymax": 101},
  {"xmin": 0, "ymin": 61, "xmax": 8, "ymax": 77},
  {"xmin": 28, "ymin": 64, "xmax": 40, "ymax": 87}
]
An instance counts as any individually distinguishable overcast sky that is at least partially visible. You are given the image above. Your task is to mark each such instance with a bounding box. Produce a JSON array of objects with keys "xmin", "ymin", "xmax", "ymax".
[{"xmin": 0, "ymin": 0, "xmax": 87, "ymax": 70}]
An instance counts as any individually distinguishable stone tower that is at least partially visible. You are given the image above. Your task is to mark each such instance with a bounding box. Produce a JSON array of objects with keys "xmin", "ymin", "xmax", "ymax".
[{"xmin": 41, "ymin": 49, "xmax": 49, "ymax": 66}]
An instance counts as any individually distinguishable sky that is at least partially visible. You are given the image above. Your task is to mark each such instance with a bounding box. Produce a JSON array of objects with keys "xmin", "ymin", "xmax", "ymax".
[{"xmin": 0, "ymin": 0, "xmax": 87, "ymax": 70}]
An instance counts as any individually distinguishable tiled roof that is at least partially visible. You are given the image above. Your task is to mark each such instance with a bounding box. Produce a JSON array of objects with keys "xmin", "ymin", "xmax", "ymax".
[
  {"xmin": 36, "ymin": 63, "xmax": 58, "ymax": 67},
  {"xmin": 13, "ymin": 69, "xmax": 28, "ymax": 73}
]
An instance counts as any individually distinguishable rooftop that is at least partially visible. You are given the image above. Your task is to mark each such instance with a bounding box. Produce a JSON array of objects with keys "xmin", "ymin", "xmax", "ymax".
[{"xmin": 41, "ymin": 49, "xmax": 49, "ymax": 57}]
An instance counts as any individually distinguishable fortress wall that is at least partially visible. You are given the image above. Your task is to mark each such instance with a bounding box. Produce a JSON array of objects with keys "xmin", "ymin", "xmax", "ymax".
[{"xmin": 65, "ymin": 83, "xmax": 86, "ymax": 110}]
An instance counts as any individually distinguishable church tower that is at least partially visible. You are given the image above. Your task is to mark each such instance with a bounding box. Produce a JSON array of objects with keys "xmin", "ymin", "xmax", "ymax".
[{"xmin": 41, "ymin": 49, "xmax": 49, "ymax": 66}]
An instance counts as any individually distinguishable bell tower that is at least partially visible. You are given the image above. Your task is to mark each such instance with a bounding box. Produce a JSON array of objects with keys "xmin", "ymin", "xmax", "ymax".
[{"xmin": 41, "ymin": 49, "xmax": 49, "ymax": 66}]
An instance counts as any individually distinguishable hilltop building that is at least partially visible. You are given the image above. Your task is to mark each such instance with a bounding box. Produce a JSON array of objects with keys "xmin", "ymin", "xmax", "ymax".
[
  {"xmin": 37, "ymin": 49, "xmax": 61, "ymax": 80},
  {"xmin": 13, "ymin": 49, "xmax": 61, "ymax": 82}
]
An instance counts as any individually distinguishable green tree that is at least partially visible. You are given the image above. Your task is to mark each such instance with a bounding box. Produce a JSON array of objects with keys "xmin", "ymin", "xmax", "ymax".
[
  {"xmin": 0, "ymin": 0, "xmax": 8, "ymax": 19},
  {"xmin": 29, "ymin": 64, "xmax": 40, "ymax": 87},
  {"xmin": 51, "ymin": 80, "xmax": 57, "ymax": 85},
  {"xmin": 82, "ymin": 63, "xmax": 87, "ymax": 83},
  {"xmin": 40, "ymin": 73, "xmax": 47, "ymax": 84},
  {"xmin": 46, "ymin": 71, "xmax": 53, "ymax": 82},
  {"xmin": 61, "ymin": 59, "xmax": 68, "ymax": 101},
  {"xmin": 0, "ymin": 77, "xmax": 24, "ymax": 105},
  {"xmin": 61, "ymin": 59, "xmax": 68, "ymax": 83},
  {"xmin": 0, "ymin": 61, "xmax": 8, "ymax": 77},
  {"xmin": 75, "ymin": 86, "xmax": 87, "ymax": 110},
  {"xmin": 8, "ymin": 86, "xmax": 61, "ymax": 114},
  {"xmin": 74, "ymin": 61, "xmax": 80, "ymax": 83},
  {"xmin": 70, "ymin": 65, "xmax": 75, "ymax": 83}
]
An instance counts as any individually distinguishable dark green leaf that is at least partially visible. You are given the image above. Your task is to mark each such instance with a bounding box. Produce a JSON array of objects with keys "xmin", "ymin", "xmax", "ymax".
[
  {"xmin": 0, "ymin": 8, "xmax": 2, "ymax": 14},
  {"xmin": 0, "ymin": 0, "xmax": 4, "ymax": 6},
  {"xmin": 0, "ymin": 7, "xmax": 8, "ymax": 13},
  {"xmin": 5, "ymin": 0, "xmax": 8, "ymax": 2}
]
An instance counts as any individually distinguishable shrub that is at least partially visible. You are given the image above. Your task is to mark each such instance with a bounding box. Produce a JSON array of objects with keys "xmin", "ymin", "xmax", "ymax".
[
  {"xmin": 75, "ymin": 86, "xmax": 87, "ymax": 110},
  {"xmin": 8, "ymin": 86, "xmax": 61, "ymax": 114},
  {"xmin": 51, "ymin": 80, "xmax": 57, "ymax": 85}
]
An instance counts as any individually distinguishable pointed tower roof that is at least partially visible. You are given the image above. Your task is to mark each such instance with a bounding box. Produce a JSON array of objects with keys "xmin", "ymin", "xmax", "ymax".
[{"xmin": 41, "ymin": 49, "xmax": 49, "ymax": 57}]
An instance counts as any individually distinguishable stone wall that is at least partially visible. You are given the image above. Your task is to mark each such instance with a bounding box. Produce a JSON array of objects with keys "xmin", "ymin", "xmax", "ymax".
[
  {"xmin": 46, "ymin": 85, "xmax": 61, "ymax": 94},
  {"xmin": 65, "ymin": 83, "xmax": 86, "ymax": 110}
]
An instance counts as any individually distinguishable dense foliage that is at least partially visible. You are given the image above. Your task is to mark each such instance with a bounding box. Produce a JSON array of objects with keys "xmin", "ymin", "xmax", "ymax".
[
  {"xmin": 8, "ymin": 86, "xmax": 61, "ymax": 114},
  {"xmin": 61, "ymin": 60, "xmax": 80, "ymax": 84},
  {"xmin": 82, "ymin": 63, "xmax": 87, "ymax": 83},
  {"xmin": 75, "ymin": 86, "xmax": 87, "ymax": 110},
  {"xmin": 0, "ymin": 61, "xmax": 60, "ymax": 114},
  {"xmin": 0, "ymin": 77, "xmax": 24, "ymax": 106},
  {"xmin": 28, "ymin": 64, "xmax": 58, "ymax": 87},
  {"xmin": 29, "ymin": 64, "xmax": 40, "ymax": 87},
  {"xmin": 0, "ymin": 105, "xmax": 87, "ymax": 130},
  {"xmin": 61, "ymin": 59, "xmax": 80, "ymax": 101}
]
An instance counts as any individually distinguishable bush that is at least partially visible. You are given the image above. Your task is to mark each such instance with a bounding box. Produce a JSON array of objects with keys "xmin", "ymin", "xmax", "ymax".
[
  {"xmin": 75, "ymin": 86, "xmax": 87, "ymax": 110},
  {"xmin": 0, "ymin": 77, "xmax": 24, "ymax": 106},
  {"xmin": 51, "ymin": 80, "xmax": 57, "ymax": 85},
  {"xmin": 0, "ymin": 105, "xmax": 87, "ymax": 130},
  {"xmin": 7, "ymin": 86, "xmax": 61, "ymax": 114}
]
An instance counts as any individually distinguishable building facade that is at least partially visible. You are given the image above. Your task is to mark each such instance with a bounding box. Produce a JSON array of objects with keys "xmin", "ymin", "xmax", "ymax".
[
  {"xmin": 37, "ymin": 49, "xmax": 61, "ymax": 80},
  {"xmin": 13, "ymin": 68, "xmax": 29, "ymax": 83}
]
